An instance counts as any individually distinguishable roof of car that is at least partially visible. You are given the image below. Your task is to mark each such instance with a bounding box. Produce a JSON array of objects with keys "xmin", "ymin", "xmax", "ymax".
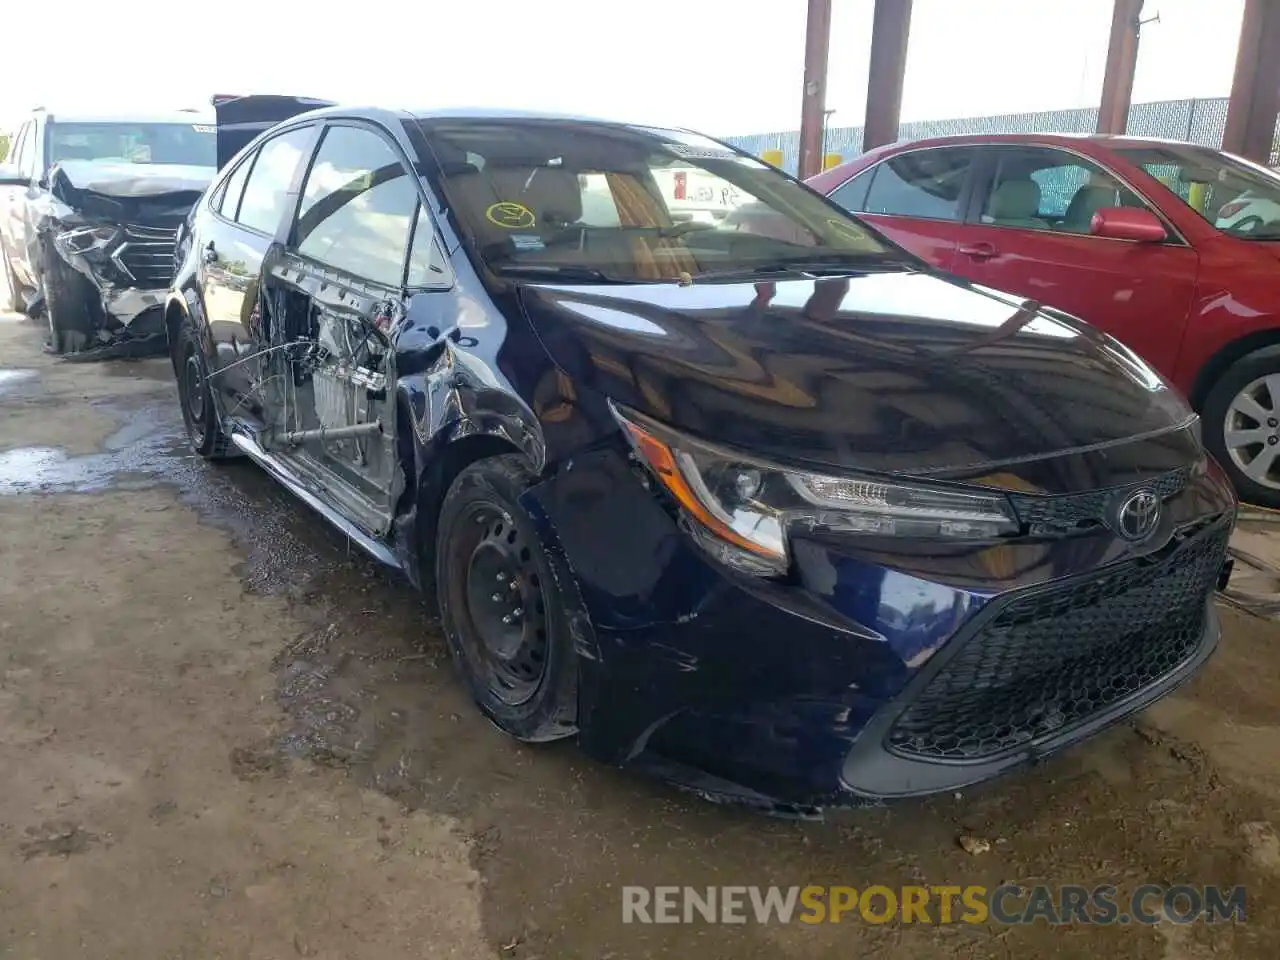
[
  {"xmin": 35, "ymin": 108, "xmax": 215, "ymax": 124},
  {"xmin": 403, "ymin": 106, "xmax": 696, "ymax": 132},
  {"xmin": 867, "ymin": 131, "xmax": 1221, "ymax": 153}
]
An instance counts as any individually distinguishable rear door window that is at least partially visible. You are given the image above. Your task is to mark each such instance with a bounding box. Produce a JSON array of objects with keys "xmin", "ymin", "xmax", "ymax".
[
  {"xmin": 292, "ymin": 124, "xmax": 419, "ymax": 287},
  {"xmin": 236, "ymin": 126, "xmax": 315, "ymax": 235},
  {"xmin": 862, "ymin": 148, "xmax": 973, "ymax": 221}
]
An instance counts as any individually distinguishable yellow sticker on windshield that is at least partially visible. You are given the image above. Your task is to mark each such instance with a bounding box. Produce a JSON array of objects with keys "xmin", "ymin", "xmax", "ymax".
[
  {"xmin": 825, "ymin": 217, "xmax": 866, "ymax": 240},
  {"xmin": 486, "ymin": 202, "xmax": 536, "ymax": 229}
]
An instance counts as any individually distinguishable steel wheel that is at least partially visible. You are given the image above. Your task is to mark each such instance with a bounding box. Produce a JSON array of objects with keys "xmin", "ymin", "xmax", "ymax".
[
  {"xmin": 173, "ymin": 320, "xmax": 232, "ymax": 460},
  {"xmin": 1223, "ymin": 373, "xmax": 1280, "ymax": 491},
  {"xmin": 457, "ymin": 504, "xmax": 550, "ymax": 705},
  {"xmin": 180, "ymin": 345, "xmax": 211, "ymax": 447},
  {"xmin": 435, "ymin": 454, "xmax": 579, "ymax": 741}
]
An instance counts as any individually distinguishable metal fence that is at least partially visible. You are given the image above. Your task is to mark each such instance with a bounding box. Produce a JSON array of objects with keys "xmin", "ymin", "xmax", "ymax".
[{"xmin": 724, "ymin": 97, "xmax": 1275, "ymax": 175}]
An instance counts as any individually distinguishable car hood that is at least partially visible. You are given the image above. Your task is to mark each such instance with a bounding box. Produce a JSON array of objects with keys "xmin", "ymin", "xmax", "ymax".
[
  {"xmin": 519, "ymin": 270, "xmax": 1199, "ymax": 481},
  {"xmin": 49, "ymin": 160, "xmax": 215, "ymax": 198}
]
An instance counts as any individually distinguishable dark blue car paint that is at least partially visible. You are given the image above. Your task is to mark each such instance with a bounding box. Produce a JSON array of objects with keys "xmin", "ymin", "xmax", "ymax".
[{"xmin": 165, "ymin": 104, "xmax": 1236, "ymax": 812}]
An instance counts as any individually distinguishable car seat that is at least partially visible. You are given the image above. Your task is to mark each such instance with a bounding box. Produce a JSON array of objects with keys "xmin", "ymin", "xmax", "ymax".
[
  {"xmin": 1062, "ymin": 184, "xmax": 1120, "ymax": 233},
  {"xmin": 985, "ymin": 179, "xmax": 1048, "ymax": 229}
]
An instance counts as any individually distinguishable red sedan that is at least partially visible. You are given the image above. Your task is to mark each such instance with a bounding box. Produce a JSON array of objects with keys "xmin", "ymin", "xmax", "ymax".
[{"xmin": 807, "ymin": 134, "xmax": 1280, "ymax": 506}]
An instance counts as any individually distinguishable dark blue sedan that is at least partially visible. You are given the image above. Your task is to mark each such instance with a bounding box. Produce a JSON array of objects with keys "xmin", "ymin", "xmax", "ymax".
[{"xmin": 163, "ymin": 96, "xmax": 1236, "ymax": 814}]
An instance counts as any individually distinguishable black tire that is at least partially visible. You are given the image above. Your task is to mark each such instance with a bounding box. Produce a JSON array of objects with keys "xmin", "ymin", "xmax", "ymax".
[
  {"xmin": 42, "ymin": 243, "xmax": 93, "ymax": 354},
  {"xmin": 2, "ymin": 243, "xmax": 23, "ymax": 314},
  {"xmin": 1202, "ymin": 345, "xmax": 1280, "ymax": 508},
  {"xmin": 435, "ymin": 454, "xmax": 579, "ymax": 742},
  {"xmin": 174, "ymin": 319, "xmax": 233, "ymax": 460}
]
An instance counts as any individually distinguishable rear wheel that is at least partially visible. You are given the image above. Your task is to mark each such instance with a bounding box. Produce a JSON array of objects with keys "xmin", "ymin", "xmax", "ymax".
[
  {"xmin": 435, "ymin": 454, "xmax": 578, "ymax": 742},
  {"xmin": 1203, "ymin": 346, "xmax": 1280, "ymax": 507},
  {"xmin": 174, "ymin": 319, "xmax": 232, "ymax": 460}
]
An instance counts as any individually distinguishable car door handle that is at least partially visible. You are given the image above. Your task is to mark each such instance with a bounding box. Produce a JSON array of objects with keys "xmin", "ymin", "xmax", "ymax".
[
  {"xmin": 958, "ymin": 242, "xmax": 997, "ymax": 261},
  {"xmin": 202, "ymin": 242, "xmax": 217, "ymax": 265}
]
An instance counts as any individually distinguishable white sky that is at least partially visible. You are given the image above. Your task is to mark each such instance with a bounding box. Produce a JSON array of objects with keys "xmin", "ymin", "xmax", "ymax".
[{"xmin": 0, "ymin": 0, "xmax": 1247, "ymax": 137}]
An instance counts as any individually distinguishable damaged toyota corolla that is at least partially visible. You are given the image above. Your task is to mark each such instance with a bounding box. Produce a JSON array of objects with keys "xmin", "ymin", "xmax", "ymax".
[
  {"xmin": 165, "ymin": 98, "xmax": 1237, "ymax": 815},
  {"xmin": 0, "ymin": 109, "xmax": 217, "ymax": 357}
]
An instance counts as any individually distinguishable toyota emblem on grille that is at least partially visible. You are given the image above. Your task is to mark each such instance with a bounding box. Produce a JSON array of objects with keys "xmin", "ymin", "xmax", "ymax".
[{"xmin": 1116, "ymin": 489, "xmax": 1161, "ymax": 541}]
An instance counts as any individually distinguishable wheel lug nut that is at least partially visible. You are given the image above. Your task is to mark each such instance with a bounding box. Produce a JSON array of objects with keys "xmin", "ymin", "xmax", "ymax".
[
  {"xmin": 1268, "ymin": 436, "xmax": 1278, "ymax": 446},
  {"xmin": 1270, "ymin": 418, "xmax": 1278, "ymax": 427},
  {"xmin": 502, "ymin": 615, "xmax": 513, "ymax": 625},
  {"xmin": 491, "ymin": 593, "xmax": 503, "ymax": 602},
  {"xmin": 512, "ymin": 608, "xmax": 523, "ymax": 617},
  {"xmin": 496, "ymin": 573, "xmax": 506, "ymax": 582}
]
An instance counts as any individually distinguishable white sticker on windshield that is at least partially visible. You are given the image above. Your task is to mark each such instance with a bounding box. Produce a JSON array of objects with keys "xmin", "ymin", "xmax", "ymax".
[
  {"xmin": 510, "ymin": 234, "xmax": 545, "ymax": 251},
  {"xmin": 192, "ymin": 125, "xmax": 215, "ymax": 133},
  {"xmin": 663, "ymin": 143, "xmax": 736, "ymax": 160}
]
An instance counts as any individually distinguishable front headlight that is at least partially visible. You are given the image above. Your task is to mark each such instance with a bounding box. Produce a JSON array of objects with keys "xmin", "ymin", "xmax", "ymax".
[
  {"xmin": 56, "ymin": 225, "xmax": 120, "ymax": 255},
  {"xmin": 614, "ymin": 405, "xmax": 1018, "ymax": 574}
]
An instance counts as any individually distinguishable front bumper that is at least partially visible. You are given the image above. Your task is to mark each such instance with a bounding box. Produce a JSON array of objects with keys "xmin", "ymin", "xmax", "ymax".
[
  {"xmin": 52, "ymin": 222, "xmax": 176, "ymax": 334},
  {"xmin": 523, "ymin": 447, "xmax": 1236, "ymax": 813}
]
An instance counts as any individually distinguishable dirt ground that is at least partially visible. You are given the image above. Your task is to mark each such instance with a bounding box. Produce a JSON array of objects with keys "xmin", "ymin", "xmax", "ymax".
[{"xmin": 2, "ymin": 306, "xmax": 1280, "ymax": 960}]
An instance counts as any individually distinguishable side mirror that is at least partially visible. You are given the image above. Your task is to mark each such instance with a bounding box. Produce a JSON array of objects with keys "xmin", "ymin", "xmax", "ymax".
[
  {"xmin": 0, "ymin": 164, "xmax": 31, "ymax": 188},
  {"xmin": 1090, "ymin": 207, "xmax": 1167, "ymax": 243}
]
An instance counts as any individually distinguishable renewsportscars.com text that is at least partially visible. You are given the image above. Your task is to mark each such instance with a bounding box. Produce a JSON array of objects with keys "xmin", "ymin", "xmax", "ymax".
[{"xmin": 622, "ymin": 884, "xmax": 1247, "ymax": 925}]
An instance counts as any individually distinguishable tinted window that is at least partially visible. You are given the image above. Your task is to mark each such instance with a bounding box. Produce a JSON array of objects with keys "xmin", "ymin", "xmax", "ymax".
[
  {"xmin": 406, "ymin": 206, "xmax": 452, "ymax": 287},
  {"xmin": 293, "ymin": 125, "xmax": 417, "ymax": 286},
  {"xmin": 863, "ymin": 149, "xmax": 971, "ymax": 220},
  {"xmin": 47, "ymin": 122, "xmax": 215, "ymax": 166},
  {"xmin": 828, "ymin": 168, "xmax": 873, "ymax": 212},
  {"xmin": 982, "ymin": 147, "xmax": 1144, "ymax": 234},
  {"xmin": 215, "ymin": 154, "xmax": 253, "ymax": 218},
  {"xmin": 237, "ymin": 127, "xmax": 314, "ymax": 235}
]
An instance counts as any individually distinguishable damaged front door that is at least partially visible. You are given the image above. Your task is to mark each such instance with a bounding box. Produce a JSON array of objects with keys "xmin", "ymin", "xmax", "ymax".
[{"xmin": 259, "ymin": 122, "xmax": 425, "ymax": 538}]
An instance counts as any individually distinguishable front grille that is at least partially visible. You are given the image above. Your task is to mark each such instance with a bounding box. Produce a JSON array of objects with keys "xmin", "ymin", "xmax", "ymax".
[
  {"xmin": 1008, "ymin": 467, "xmax": 1191, "ymax": 535},
  {"xmin": 886, "ymin": 515, "xmax": 1230, "ymax": 762},
  {"xmin": 116, "ymin": 223, "xmax": 178, "ymax": 287}
]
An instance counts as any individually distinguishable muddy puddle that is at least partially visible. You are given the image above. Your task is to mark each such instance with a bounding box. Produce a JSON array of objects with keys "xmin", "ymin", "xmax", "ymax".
[{"xmin": 0, "ymin": 367, "xmax": 38, "ymax": 395}]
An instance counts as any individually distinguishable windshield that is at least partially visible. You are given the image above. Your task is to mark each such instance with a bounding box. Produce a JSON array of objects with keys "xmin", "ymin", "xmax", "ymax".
[
  {"xmin": 48, "ymin": 122, "xmax": 216, "ymax": 167},
  {"xmin": 410, "ymin": 118, "xmax": 903, "ymax": 282},
  {"xmin": 1115, "ymin": 144, "xmax": 1280, "ymax": 240}
]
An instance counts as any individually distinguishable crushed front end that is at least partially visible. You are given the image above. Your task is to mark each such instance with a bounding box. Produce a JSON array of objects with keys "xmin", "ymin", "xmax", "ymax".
[{"xmin": 40, "ymin": 161, "xmax": 211, "ymax": 357}]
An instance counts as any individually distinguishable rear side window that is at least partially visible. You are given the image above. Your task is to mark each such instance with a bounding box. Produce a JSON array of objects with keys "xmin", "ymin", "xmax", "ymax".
[
  {"xmin": 828, "ymin": 168, "xmax": 873, "ymax": 212},
  {"xmin": 214, "ymin": 154, "xmax": 253, "ymax": 219},
  {"xmin": 236, "ymin": 126, "xmax": 314, "ymax": 235},
  {"xmin": 292, "ymin": 124, "xmax": 419, "ymax": 287},
  {"xmin": 862, "ymin": 148, "xmax": 972, "ymax": 221},
  {"xmin": 406, "ymin": 205, "xmax": 452, "ymax": 287}
]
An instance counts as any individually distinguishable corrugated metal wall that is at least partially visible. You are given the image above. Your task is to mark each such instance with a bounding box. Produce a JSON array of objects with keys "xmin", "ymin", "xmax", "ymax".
[{"xmin": 724, "ymin": 97, "xmax": 1264, "ymax": 175}]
